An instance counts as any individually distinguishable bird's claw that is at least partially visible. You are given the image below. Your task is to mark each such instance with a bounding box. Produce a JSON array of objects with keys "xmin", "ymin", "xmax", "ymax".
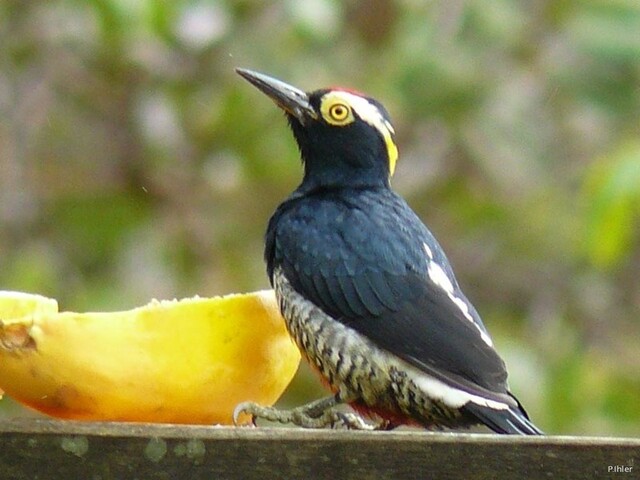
[
  {"xmin": 330, "ymin": 411, "xmax": 377, "ymax": 430},
  {"xmin": 232, "ymin": 399, "xmax": 378, "ymax": 430},
  {"xmin": 233, "ymin": 401, "xmax": 259, "ymax": 427}
]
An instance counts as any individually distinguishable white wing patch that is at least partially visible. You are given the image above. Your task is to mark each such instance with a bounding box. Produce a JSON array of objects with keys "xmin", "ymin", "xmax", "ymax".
[
  {"xmin": 427, "ymin": 261, "xmax": 455, "ymax": 295},
  {"xmin": 425, "ymin": 248, "xmax": 494, "ymax": 347},
  {"xmin": 411, "ymin": 367, "xmax": 510, "ymax": 410},
  {"xmin": 423, "ymin": 242, "xmax": 433, "ymax": 260}
]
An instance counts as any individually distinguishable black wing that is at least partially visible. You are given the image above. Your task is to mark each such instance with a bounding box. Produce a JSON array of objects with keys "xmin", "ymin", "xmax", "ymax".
[{"xmin": 267, "ymin": 188, "xmax": 512, "ymax": 404}]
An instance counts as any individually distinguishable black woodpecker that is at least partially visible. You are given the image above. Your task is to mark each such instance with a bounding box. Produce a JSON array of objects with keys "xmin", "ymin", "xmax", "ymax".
[{"xmin": 233, "ymin": 68, "xmax": 543, "ymax": 435}]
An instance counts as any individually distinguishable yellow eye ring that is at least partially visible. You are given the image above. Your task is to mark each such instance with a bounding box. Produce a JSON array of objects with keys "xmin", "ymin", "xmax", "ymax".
[{"xmin": 328, "ymin": 103, "xmax": 350, "ymax": 122}]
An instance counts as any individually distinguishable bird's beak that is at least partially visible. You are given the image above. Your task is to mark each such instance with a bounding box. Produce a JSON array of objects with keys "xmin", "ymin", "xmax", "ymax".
[{"xmin": 236, "ymin": 68, "xmax": 318, "ymax": 124}]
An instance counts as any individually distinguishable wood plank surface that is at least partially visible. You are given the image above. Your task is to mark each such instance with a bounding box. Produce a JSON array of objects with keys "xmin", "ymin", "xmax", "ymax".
[{"xmin": 0, "ymin": 419, "xmax": 637, "ymax": 479}]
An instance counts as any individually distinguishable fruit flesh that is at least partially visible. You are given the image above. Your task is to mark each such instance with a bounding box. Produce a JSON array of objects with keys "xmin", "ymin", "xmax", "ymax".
[{"xmin": 0, "ymin": 291, "xmax": 300, "ymax": 424}]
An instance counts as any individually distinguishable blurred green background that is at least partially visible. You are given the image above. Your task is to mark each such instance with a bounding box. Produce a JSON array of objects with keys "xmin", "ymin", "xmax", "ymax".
[{"xmin": 1, "ymin": 0, "xmax": 639, "ymax": 436}]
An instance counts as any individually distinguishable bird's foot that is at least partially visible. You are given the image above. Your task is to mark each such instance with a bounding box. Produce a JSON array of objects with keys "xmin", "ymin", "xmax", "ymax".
[{"xmin": 233, "ymin": 396, "xmax": 380, "ymax": 430}]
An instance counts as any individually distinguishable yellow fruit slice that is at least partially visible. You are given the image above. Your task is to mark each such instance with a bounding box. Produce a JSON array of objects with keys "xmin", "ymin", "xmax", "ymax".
[
  {"xmin": 0, "ymin": 290, "xmax": 59, "ymax": 319},
  {"xmin": 0, "ymin": 290, "xmax": 300, "ymax": 425},
  {"xmin": 0, "ymin": 291, "xmax": 61, "ymax": 398}
]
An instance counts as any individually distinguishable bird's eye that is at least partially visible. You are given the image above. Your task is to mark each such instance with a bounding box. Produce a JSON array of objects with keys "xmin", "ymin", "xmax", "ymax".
[
  {"xmin": 320, "ymin": 94, "xmax": 355, "ymax": 126},
  {"xmin": 328, "ymin": 103, "xmax": 350, "ymax": 122}
]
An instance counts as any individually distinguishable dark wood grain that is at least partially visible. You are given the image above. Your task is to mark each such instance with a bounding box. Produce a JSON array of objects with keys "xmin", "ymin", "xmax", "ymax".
[{"xmin": 0, "ymin": 418, "xmax": 637, "ymax": 480}]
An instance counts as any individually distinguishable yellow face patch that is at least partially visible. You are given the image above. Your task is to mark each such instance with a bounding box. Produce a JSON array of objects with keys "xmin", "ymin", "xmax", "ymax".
[{"xmin": 319, "ymin": 91, "xmax": 399, "ymax": 176}]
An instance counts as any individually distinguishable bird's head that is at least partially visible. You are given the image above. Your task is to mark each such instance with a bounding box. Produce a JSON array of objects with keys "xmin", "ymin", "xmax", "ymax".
[{"xmin": 237, "ymin": 68, "xmax": 398, "ymax": 190}]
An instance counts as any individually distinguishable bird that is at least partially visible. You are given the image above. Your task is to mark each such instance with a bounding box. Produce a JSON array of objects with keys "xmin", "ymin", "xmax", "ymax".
[{"xmin": 233, "ymin": 68, "xmax": 543, "ymax": 435}]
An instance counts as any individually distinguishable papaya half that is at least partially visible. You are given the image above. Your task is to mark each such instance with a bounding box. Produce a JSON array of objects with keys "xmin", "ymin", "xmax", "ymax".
[{"xmin": 0, "ymin": 290, "xmax": 300, "ymax": 425}]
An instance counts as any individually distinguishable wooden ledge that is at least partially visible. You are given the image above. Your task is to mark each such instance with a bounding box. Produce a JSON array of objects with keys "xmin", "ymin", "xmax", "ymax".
[{"xmin": 0, "ymin": 418, "xmax": 637, "ymax": 479}]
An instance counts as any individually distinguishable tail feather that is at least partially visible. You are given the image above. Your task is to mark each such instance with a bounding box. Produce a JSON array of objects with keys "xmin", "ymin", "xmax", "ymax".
[{"xmin": 463, "ymin": 402, "xmax": 544, "ymax": 435}]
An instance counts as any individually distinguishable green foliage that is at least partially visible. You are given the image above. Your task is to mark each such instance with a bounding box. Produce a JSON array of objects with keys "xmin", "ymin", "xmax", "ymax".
[
  {"xmin": 584, "ymin": 142, "xmax": 640, "ymax": 268},
  {"xmin": 0, "ymin": 0, "xmax": 638, "ymax": 435}
]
